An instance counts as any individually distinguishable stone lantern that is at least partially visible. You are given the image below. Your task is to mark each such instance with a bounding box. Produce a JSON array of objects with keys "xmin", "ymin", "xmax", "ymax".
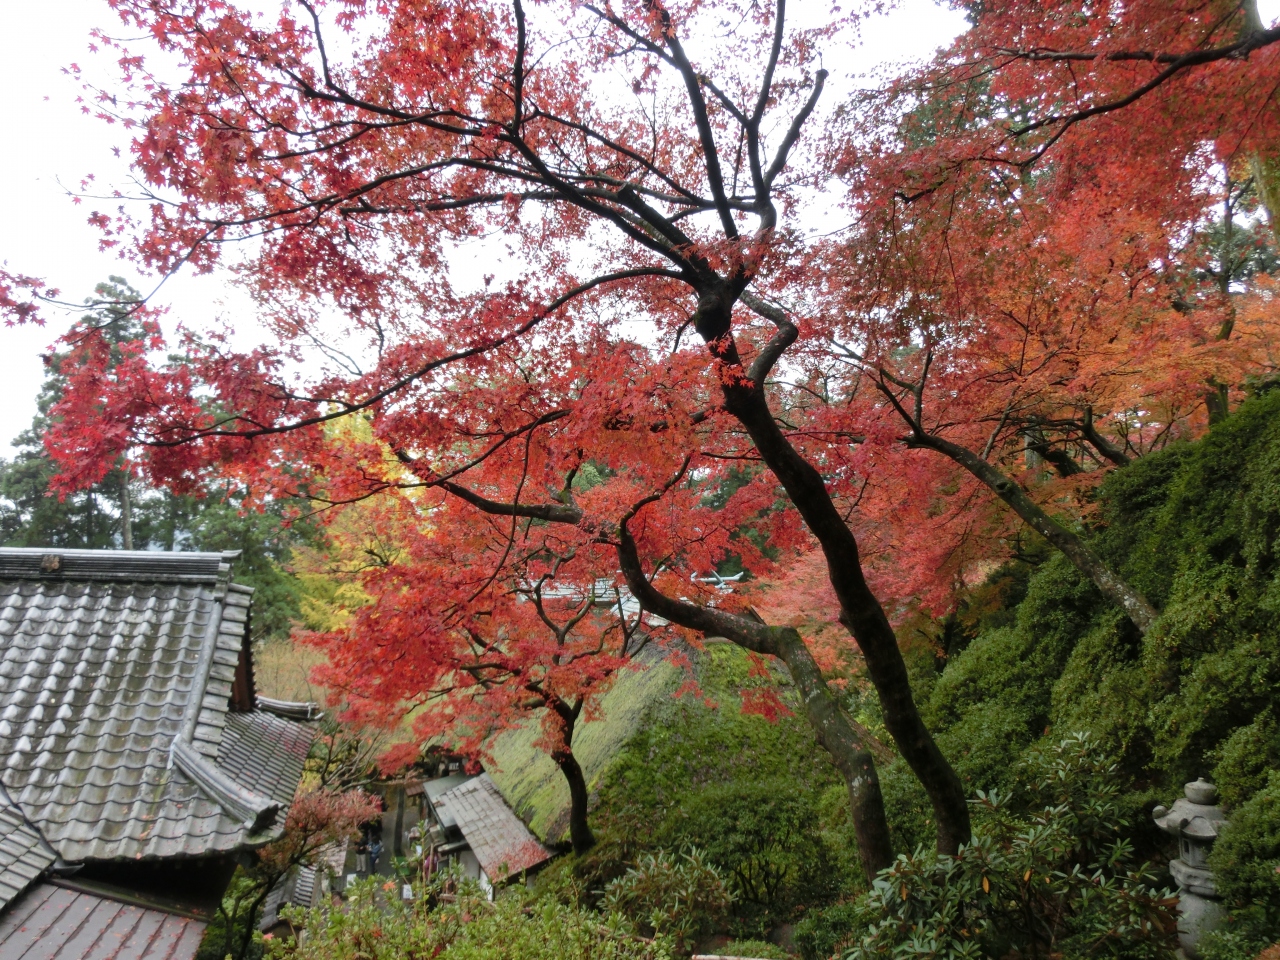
[{"xmin": 1153, "ymin": 778, "xmax": 1229, "ymax": 959}]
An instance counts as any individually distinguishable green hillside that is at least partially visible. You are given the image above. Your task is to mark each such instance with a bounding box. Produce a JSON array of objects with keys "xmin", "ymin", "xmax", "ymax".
[{"xmin": 485, "ymin": 643, "xmax": 686, "ymax": 843}]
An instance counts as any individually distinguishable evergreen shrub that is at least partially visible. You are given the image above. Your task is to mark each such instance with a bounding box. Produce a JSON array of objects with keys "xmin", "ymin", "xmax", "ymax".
[
  {"xmin": 657, "ymin": 779, "xmax": 843, "ymax": 935},
  {"xmin": 568, "ymin": 644, "xmax": 861, "ymax": 932},
  {"xmin": 1207, "ymin": 770, "xmax": 1280, "ymax": 952},
  {"xmin": 601, "ymin": 847, "xmax": 732, "ymax": 953},
  {"xmin": 267, "ymin": 874, "xmax": 671, "ymax": 960},
  {"xmin": 802, "ymin": 736, "xmax": 1177, "ymax": 960}
]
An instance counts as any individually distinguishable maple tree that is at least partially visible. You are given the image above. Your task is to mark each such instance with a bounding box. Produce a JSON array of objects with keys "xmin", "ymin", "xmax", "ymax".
[
  {"xmin": 802, "ymin": 176, "xmax": 1280, "ymax": 633},
  {"xmin": 781, "ymin": 0, "xmax": 1280, "ymax": 630},
  {"xmin": 8, "ymin": 0, "xmax": 976, "ymax": 876},
  {"xmin": 10, "ymin": 0, "xmax": 1280, "ymax": 879},
  {"xmin": 300, "ymin": 474, "xmax": 670, "ymax": 855}
]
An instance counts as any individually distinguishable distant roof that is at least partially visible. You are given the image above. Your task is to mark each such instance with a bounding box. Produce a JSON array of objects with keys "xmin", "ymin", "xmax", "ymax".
[
  {"xmin": 260, "ymin": 863, "xmax": 323, "ymax": 933},
  {"xmin": 432, "ymin": 774, "xmax": 552, "ymax": 879},
  {"xmin": 0, "ymin": 881, "xmax": 206, "ymax": 960},
  {"xmin": 422, "ymin": 773, "xmax": 476, "ymax": 828},
  {"xmin": 536, "ymin": 572, "xmax": 740, "ymax": 627},
  {"xmin": 0, "ymin": 547, "xmax": 318, "ymax": 913}
]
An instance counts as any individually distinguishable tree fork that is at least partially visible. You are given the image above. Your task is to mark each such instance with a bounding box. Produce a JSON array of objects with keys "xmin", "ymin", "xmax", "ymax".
[
  {"xmin": 1081, "ymin": 408, "xmax": 1131, "ymax": 466},
  {"xmin": 614, "ymin": 526, "xmax": 895, "ymax": 877},
  {"xmin": 430, "ymin": 472, "xmax": 896, "ymax": 874}
]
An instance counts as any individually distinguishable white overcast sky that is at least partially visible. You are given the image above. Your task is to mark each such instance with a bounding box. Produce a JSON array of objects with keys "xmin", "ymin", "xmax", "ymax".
[{"xmin": 1, "ymin": 0, "xmax": 1277, "ymax": 452}]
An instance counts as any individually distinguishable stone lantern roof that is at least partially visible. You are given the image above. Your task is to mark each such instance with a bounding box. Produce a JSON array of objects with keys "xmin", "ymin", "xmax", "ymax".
[
  {"xmin": 1153, "ymin": 778, "xmax": 1228, "ymax": 899},
  {"xmin": 1154, "ymin": 779, "xmax": 1227, "ymax": 842}
]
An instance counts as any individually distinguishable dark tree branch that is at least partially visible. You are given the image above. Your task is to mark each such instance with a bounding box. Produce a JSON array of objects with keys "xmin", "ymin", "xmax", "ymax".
[
  {"xmin": 1002, "ymin": 25, "xmax": 1280, "ymax": 165},
  {"xmin": 648, "ymin": 6, "xmax": 739, "ymax": 238},
  {"xmin": 143, "ymin": 268, "xmax": 681, "ymax": 445},
  {"xmin": 764, "ymin": 69, "xmax": 827, "ymax": 189},
  {"xmin": 741, "ymin": 291, "xmax": 799, "ymax": 389},
  {"xmin": 1081, "ymin": 407, "xmax": 1132, "ymax": 466},
  {"xmin": 871, "ymin": 369, "xmax": 1158, "ymax": 633}
]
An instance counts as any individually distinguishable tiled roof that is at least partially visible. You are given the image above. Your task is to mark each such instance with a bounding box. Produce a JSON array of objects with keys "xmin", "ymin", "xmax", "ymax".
[
  {"xmin": 0, "ymin": 548, "xmax": 317, "ymax": 906},
  {"xmin": 0, "ymin": 796, "xmax": 54, "ymax": 911},
  {"xmin": 423, "ymin": 774, "xmax": 476, "ymax": 829},
  {"xmin": 433, "ymin": 774, "xmax": 552, "ymax": 879},
  {"xmin": 0, "ymin": 882, "xmax": 206, "ymax": 960},
  {"xmin": 260, "ymin": 864, "xmax": 323, "ymax": 932},
  {"xmin": 218, "ymin": 712, "xmax": 315, "ymax": 807}
]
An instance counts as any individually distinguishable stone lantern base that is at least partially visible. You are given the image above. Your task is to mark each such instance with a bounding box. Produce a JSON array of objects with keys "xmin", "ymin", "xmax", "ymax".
[{"xmin": 1170, "ymin": 858, "xmax": 1225, "ymax": 958}]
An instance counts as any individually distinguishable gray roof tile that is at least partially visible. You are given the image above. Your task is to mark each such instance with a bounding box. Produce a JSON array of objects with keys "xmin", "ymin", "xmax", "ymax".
[
  {"xmin": 0, "ymin": 548, "xmax": 318, "ymax": 872},
  {"xmin": 423, "ymin": 774, "xmax": 476, "ymax": 829},
  {"xmin": 218, "ymin": 713, "xmax": 314, "ymax": 807},
  {"xmin": 260, "ymin": 864, "xmax": 323, "ymax": 931},
  {"xmin": 0, "ymin": 882, "xmax": 207, "ymax": 960},
  {"xmin": 0, "ymin": 799, "xmax": 55, "ymax": 910},
  {"xmin": 433, "ymin": 774, "xmax": 552, "ymax": 880}
]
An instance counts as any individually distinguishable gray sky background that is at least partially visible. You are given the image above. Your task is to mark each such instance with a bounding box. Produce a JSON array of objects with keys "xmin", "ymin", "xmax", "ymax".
[{"xmin": 2, "ymin": 0, "xmax": 1270, "ymax": 453}]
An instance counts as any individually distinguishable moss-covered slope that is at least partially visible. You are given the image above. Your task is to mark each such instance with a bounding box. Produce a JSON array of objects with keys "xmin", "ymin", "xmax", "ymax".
[
  {"xmin": 484, "ymin": 644, "xmax": 685, "ymax": 844},
  {"xmin": 878, "ymin": 390, "xmax": 1280, "ymax": 946}
]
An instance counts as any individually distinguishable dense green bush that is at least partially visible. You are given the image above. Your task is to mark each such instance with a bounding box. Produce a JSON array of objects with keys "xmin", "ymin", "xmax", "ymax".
[
  {"xmin": 1199, "ymin": 919, "xmax": 1280, "ymax": 960},
  {"xmin": 1206, "ymin": 769, "xmax": 1280, "ymax": 956},
  {"xmin": 793, "ymin": 900, "xmax": 862, "ymax": 960},
  {"xmin": 445, "ymin": 897, "xmax": 669, "ymax": 960},
  {"xmin": 840, "ymin": 736, "xmax": 1177, "ymax": 960},
  {"xmin": 602, "ymin": 847, "xmax": 732, "ymax": 953},
  {"xmin": 886, "ymin": 392, "xmax": 1280, "ymax": 891},
  {"xmin": 716, "ymin": 939, "xmax": 792, "ymax": 959},
  {"xmin": 562, "ymin": 644, "xmax": 860, "ymax": 931},
  {"xmin": 657, "ymin": 779, "xmax": 842, "ymax": 934},
  {"xmin": 267, "ymin": 875, "xmax": 671, "ymax": 960},
  {"xmin": 596, "ymin": 646, "xmax": 845, "ymax": 822}
]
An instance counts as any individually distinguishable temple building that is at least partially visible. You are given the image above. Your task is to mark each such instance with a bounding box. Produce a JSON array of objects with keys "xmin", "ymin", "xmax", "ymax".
[{"xmin": 0, "ymin": 548, "xmax": 320, "ymax": 960}]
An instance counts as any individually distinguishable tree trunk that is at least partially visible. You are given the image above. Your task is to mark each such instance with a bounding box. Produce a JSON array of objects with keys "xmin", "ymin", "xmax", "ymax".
[
  {"xmin": 713, "ymin": 369, "xmax": 972, "ymax": 857},
  {"xmin": 549, "ymin": 702, "xmax": 595, "ymax": 855},
  {"xmin": 230, "ymin": 882, "xmax": 273, "ymax": 960},
  {"xmin": 918, "ymin": 432, "xmax": 1159, "ymax": 634},
  {"xmin": 774, "ymin": 632, "xmax": 896, "ymax": 876},
  {"xmin": 615, "ymin": 527, "xmax": 897, "ymax": 878},
  {"xmin": 552, "ymin": 749, "xmax": 595, "ymax": 856},
  {"xmin": 120, "ymin": 473, "xmax": 133, "ymax": 551},
  {"xmin": 1207, "ymin": 174, "xmax": 1239, "ymax": 425},
  {"xmin": 164, "ymin": 493, "xmax": 178, "ymax": 551},
  {"xmin": 1241, "ymin": 1, "xmax": 1280, "ymax": 243},
  {"xmin": 1205, "ymin": 382, "xmax": 1231, "ymax": 425}
]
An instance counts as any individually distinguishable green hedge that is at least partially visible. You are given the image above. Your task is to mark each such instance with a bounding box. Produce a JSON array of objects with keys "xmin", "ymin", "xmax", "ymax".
[{"xmin": 862, "ymin": 391, "xmax": 1280, "ymax": 951}]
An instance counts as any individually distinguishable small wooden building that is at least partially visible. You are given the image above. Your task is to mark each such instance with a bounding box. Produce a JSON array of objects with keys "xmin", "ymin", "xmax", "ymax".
[{"xmin": 419, "ymin": 772, "xmax": 553, "ymax": 896}]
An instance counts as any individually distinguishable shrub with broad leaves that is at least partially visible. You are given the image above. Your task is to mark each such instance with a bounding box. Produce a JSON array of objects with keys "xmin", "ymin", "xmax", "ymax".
[
  {"xmin": 602, "ymin": 847, "xmax": 733, "ymax": 953},
  {"xmin": 840, "ymin": 734, "xmax": 1178, "ymax": 960},
  {"xmin": 266, "ymin": 871, "xmax": 670, "ymax": 960}
]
